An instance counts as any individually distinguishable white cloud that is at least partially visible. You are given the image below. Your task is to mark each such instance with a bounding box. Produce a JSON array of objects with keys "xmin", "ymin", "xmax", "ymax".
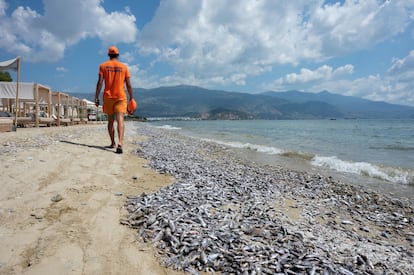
[
  {"xmin": 0, "ymin": 0, "xmax": 138, "ymax": 62},
  {"xmin": 388, "ymin": 50, "xmax": 414, "ymax": 76},
  {"xmin": 1, "ymin": 0, "xmax": 414, "ymax": 106},
  {"xmin": 260, "ymin": 45, "xmax": 414, "ymax": 106},
  {"xmin": 383, "ymin": 50, "xmax": 414, "ymax": 105},
  {"xmin": 272, "ymin": 50, "xmax": 414, "ymax": 106},
  {"xmin": 134, "ymin": 0, "xmax": 414, "ymax": 105},
  {"xmin": 139, "ymin": 0, "xmax": 315, "ymax": 77},
  {"xmin": 125, "ymin": 63, "xmax": 141, "ymax": 88},
  {"xmin": 56, "ymin": 66, "xmax": 67, "ymax": 72},
  {"xmin": 139, "ymin": 0, "xmax": 413, "ymax": 84},
  {"xmin": 134, "ymin": 71, "xmax": 246, "ymax": 90},
  {"xmin": 272, "ymin": 64, "xmax": 354, "ymax": 85},
  {"xmin": 307, "ymin": 0, "xmax": 413, "ymax": 55},
  {"xmin": 312, "ymin": 74, "xmax": 414, "ymax": 106},
  {"xmin": 0, "ymin": 0, "xmax": 7, "ymax": 16},
  {"xmin": 120, "ymin": 51, "xmax": 135, "ymax": 64}
]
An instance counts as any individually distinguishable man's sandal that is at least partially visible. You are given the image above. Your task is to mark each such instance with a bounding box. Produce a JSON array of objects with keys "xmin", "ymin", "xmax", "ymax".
[{"xmin": 116, "ymin": 145, "xmax": 123, "ymax": 154}]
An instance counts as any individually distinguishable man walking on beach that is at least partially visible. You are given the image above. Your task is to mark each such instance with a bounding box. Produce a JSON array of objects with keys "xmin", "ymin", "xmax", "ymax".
[{"xmin": 95, "ymin": 46, "xmax": 134, "ymax": 154}]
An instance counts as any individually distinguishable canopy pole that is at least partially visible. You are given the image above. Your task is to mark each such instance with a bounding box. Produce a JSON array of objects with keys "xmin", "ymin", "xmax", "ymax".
[{"xmin": 14, "ymin": 56, "xmax": 21, "ymax": 128}]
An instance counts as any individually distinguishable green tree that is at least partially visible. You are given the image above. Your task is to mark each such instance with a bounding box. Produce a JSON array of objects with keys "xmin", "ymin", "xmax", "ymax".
[{"xmin": 0, "ymin": 71, "xmax": 13, "ymax": 81}]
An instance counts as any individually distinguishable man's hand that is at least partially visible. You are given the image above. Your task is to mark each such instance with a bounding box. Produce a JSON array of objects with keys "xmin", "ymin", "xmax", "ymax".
[{"xmin": 95, "ymin": 98, "xmax": 99, "ymax": 107}]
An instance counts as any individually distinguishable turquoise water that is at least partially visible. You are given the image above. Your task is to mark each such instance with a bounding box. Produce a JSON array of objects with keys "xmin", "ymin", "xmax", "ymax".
[{"xmin": 148, "ymin": 119, "xmax": 414, "ymax": 197}]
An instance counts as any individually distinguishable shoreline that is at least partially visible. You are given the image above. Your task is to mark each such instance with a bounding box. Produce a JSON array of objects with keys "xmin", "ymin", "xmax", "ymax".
[
  {"xmin": 148, "ymin": 119, "xmax": 414, "ymax": 192},
  {"xmin": 0, "ymin": 122, "xmax": 185, "ymax": 275},
  {"xmin": 230, "ymin": 147, "xmax": 414, "ymax": 200},
  {"xmin": 1, "ymin": 122, "xmax": 413, "ymax": 274},
  {"xmin": 129, "ymin": 123, "xmax": 414, "ymax": 274}
]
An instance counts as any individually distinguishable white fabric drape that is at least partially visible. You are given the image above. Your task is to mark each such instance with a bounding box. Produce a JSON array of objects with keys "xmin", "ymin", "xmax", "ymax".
[
  {"xmin": 0, "ymin": 82, "xmax": 36, "ymax": 100},
  {"xmin": 0, "ymin": 57, "xmax": 20, "ymax": 128},
  {"xmin": 0, "ymin": 57, "xmax": 19, "ymax": 71}
]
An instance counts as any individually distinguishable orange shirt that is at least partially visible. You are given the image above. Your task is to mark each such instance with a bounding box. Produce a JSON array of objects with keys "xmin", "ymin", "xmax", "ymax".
[{"xmin": 99, "ymin": 59, "xmax": 130, "ymax": 99}]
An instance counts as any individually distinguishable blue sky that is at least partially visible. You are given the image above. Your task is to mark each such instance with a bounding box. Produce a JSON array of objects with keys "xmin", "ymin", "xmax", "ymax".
[{"xmin": 1, "ymin": 0, "xmax": 414, "ymax": 106}]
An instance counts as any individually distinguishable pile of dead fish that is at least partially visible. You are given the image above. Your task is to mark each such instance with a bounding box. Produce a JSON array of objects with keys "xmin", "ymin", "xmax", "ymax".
[{"xmin": 125, "ymin": 124, "xmax": 413, "ymax": 274}]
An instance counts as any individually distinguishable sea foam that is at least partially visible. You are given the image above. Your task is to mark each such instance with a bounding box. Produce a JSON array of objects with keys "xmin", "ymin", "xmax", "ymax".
[
  {"xmin": 152, "ymin": 124, "xmax": 182, "ymax": 130},
  {"xmin": 200, "ymin": 138, "xmax": 284, "ymax": 155},
  {"xmin": 202, "ymin": 137, "xmax": 413, "ymax": 185},
  {"xmin": 311, "ymin": 156, "xmax": 412, "ymax": 185}
]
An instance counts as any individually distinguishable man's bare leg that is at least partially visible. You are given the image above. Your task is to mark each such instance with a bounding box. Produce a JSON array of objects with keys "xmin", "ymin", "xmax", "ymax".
[
  {"xmin": 116, "ymin": 112, "xmax": 124, "ymax": 152},
  {"xmin": 107, "ymin": 115, "xmax": 116, "ymax": 147}
]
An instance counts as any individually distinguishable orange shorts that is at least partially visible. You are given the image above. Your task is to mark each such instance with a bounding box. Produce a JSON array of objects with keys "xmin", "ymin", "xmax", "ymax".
[{"xmin": 103, "ymin": 97, "xmax": 127, "ymax": 116}]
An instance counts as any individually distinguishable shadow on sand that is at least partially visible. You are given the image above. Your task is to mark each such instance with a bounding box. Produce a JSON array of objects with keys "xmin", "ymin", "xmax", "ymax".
[{"xmin": 60, "ymin": 140, "xmax": 116, "ymax": 153}]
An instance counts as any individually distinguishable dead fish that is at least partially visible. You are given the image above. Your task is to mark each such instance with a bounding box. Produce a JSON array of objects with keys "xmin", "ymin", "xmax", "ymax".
[{"xmin": 124, "ymin": 124, "xmax": 414, "ymax": 275}]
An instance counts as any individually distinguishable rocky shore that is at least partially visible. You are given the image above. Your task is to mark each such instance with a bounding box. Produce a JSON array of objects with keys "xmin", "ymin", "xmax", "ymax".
[{"xmin": 126, "ymin": 124, "xmax": 414, "ymax": 274}]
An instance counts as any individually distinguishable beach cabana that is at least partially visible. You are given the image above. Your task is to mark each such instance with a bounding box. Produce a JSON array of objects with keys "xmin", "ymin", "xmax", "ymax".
[
  {"xmin": 0, "ymin": 82, "xmax": 54, "ymax": 127},
  {"xmin": 70, "ymin": 96, "xmax": 82, "ymax": 124},
  {"xmin": 52, "ymin": 92, "xmax": 73, "ymax": 126},
  {"xmin": 79, "ymin": 99, "xmax": 88, "ymax": 123}
]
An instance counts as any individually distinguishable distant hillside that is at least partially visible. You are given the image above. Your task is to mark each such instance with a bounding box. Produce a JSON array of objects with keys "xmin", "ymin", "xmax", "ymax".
[
  {"xmin": 135, "ymin": 85, "xmax": 289, "ymax": 119},
  {"xmin": 262, "ymin": 90, "xmax": 414, "ymax": 119},
  {"xmin": 71, "ymin": 85, "xmax": 414, "ymax": 119}
]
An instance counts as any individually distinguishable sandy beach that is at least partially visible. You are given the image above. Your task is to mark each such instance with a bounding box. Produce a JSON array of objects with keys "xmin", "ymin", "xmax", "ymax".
[
  {"xmin": 0, "ymin": 122, "xmax": 184, "ymax": 275},
  {"xmin": 1, "ymin": 121, "xmax": 413, "ymax": 274}
]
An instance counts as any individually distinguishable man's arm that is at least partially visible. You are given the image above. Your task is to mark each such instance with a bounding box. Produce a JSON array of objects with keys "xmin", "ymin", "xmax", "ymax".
[
  {"xmin": 95, "ymin": 74, "xmax": 103, "ymax": 107},
  {"xmin": 125, "ymin": 77, "xmax": 133, "ymax": 100}
]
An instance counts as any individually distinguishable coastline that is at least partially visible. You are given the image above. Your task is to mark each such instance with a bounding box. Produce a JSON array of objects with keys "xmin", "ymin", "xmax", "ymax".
[
  {"xmin": 0, "ymin": 122, "xmax": 185, "ymax": 275},
  {"xmin": 129, "ymin": 123, "xmax": 414, "ymax": 274},
  {"xmin": 148, "ymin": 119, "xmax": 414, "ymax": 198},
  {"xmin": 1, "ymin": 122, "xmax": 413, "ymax": 274}
]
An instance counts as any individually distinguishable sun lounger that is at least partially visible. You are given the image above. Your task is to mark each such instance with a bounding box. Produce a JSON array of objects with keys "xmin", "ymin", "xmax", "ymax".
[
  {"xmin": 14, "ymin": 116, "xmax": 35, "ymax": 127},
  {"xmin": 39, "ymin": 117, "xmax": 56, "ymax": 126},
  {"xmin": 0, "ymin": 117, "xmax": 14, "ymax": 132},
  {"xmin": 71, "ymin": 118, "xmax": 81, "ymax": 124},
  {"xmin": 60, "ymin": 118, "xmax": 71, "ymax": 126}
]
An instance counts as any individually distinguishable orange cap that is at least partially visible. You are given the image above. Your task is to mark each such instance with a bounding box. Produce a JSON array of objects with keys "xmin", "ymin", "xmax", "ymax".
[
  {"xmin": 127, "ymin": 99, "xmax": 137, "ymax": 115},
  {"xmin": 108, "ymin": 46, "xmax": 119, "ymax": 55}
]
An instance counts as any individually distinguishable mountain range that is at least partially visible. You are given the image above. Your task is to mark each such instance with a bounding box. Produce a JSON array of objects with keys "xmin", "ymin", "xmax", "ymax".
[{"xmin": 73, "ymin": 85, "xmax": 414, "ymax": 119}]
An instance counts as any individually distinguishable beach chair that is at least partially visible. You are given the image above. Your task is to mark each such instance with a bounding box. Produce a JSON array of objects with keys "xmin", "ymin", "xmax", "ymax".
[{"xmin": 0, "ymin": 117, "xmax": 14, "ymax": 132}]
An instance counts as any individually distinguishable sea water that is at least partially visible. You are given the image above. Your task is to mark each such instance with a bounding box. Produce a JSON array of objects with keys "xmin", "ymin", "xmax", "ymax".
[{"xmin": 148, "ymin": 119, "xmax": 414, "ymax": 199}]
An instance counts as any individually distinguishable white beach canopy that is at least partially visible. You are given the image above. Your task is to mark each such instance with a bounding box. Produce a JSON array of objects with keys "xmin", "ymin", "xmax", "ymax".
[
  {"xmin": 0, "ymin": 57, "xmax": 21, "ymax": 127},
  {"xmin": 0, "ymin": 82, "xmax": 45, "ymax": 100},
  {"xmin": 0, "ymin": 57, "xmax": 19, "ymax": 71},
  {"xmin": 0, "ymin": 82, "xmax": 52, "ymax": 127}
]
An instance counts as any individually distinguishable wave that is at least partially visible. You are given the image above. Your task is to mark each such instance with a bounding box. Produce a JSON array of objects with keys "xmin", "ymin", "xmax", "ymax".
[
  {"xmin": 311, "ymin": 156, "xmax": 413, "ymax": 185},
  {"xmin": 151, "ymin": 124, "xmax": 182, "ymax": 130},
  {"xmin": 200, "ymin": 138, "xmax": 284, "ymax": 155},
  {"xmin": 201, "ymin": 138, "xmax": 317, "ymax": 161},
  {"xmin": 200, "ymin": 137, "xmax": 413, "ymax": 185}
]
